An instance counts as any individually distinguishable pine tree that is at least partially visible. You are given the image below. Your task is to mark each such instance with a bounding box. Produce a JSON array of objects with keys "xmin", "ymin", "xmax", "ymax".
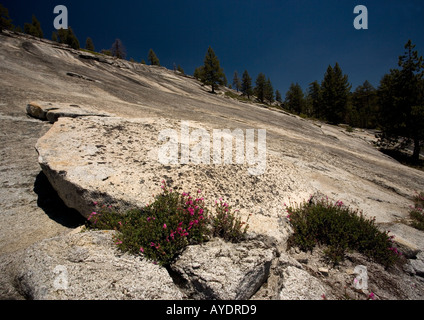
[
  {"xmin": 51, "ymin": 31, "xmax": 58, "ymax": 42},
  {"xmin": 148, "ymin": 49, "xmax": 160, "ymax": 66},
  {"xmin": 57, "ymin": 28, "xmax": 67, "ymax": 43},
  {"xmin": 177, "ymin": 65, "xmax": 184, "ymax": 74},
  {"xmin": 201, "ymin": 46, "xmax": 225, "ymax": 93},
  {"xmin": 111, "ymin": 39, "xmax": 126, "ymax": 59},
  {"xmin": 57, "ymin": 27, "xmax": 79, "ymax": 49},
  {"xmin": 24, "ymin": 15, "xmax": 43, "ymax": 38},
  {"xmin": 33, "ymin": 15, "xmax": 43, "ymax": 38},
  {"xmin": 275, "ymin": 90, "xmax": 282, "ymax": 104},
  {"xmin": 321, "ymin": 63, "xmax": 351, "ymax": 124},
  {"xmin": 255, "ymin": 73, "xmax": 266, "ymax": 103},
  {"xmin": 264, "ymin": 78, "xmax": 274, "ymax": 104},
  {"xmin": 285, "ymin": 83, "xmax": 305, "ymax": 114},
  {"xmin": 233, "ymin": 71, "xmax": 241, "ymax": 92},
  {"xmin": 378, "ymin": 40, "xmax": 424, "ymax": 162},
  {"xmin": 307, "ymin": 81, "xmax": 322, "ymax": 119},
  {"xmin": 0, "ymin": 4, "xmax": 13, "ymax": 32},
  {"xmin": 193, "ymin": 66, "xmax": 204, "ymax": 80},
  {"xmin": 351, "ymin": 80, "xmax": 378, "ymax": 128},
  {"xmin": 241, "ymin": 70, "xmax": 253, "ymax": 99},
  {"xmin": 85, "ymin": 37, "xmax": 95, "ymax": 52},
  {"xmin": 66, "ymin": 27, "xmax": 79, "ymax": 49}
]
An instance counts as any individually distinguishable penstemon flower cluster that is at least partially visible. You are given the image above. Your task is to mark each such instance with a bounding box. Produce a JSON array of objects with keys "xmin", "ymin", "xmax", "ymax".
[{"xmin": 87, "ymin": 180, "xmax": 250, "ymax": 265}]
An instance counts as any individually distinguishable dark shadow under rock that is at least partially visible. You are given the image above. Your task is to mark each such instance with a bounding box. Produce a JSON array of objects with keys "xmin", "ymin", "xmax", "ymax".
[{"xmin": 33, "ymin": 171, "xmax": 86, "ymax": 228}]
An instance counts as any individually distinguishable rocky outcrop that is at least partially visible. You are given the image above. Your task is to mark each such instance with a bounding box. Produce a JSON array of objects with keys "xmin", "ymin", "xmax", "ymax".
[
  {"xmin": 278, "ymin": 266, "xmax": 333, "ymax": 300},
  {"xmin": 34, "ymin": 115, "xmax": 299, "ymax": 246},
  {"xmin": 16, "ymin": 230, "xmax": 185, "ymax": 300},
  {"xmin": 170, "ymin": 238, "xmax": 275, "ymax": 300},
  {"xmin": 26, "ymin": 101, "xmax": 112, "ymax": 123},
  {"xmin": 2, "ymin": 31, "xmax": 424, "ymax": 300}
]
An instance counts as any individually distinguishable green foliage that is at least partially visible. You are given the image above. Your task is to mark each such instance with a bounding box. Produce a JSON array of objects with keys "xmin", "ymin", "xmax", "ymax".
[
  {"xmin": 378, "ymin": 40, "xmax": 424, "ymax": 162},
  {"xmin": 275, "ymin": 90, "xmax": 282, "ymax": 104},
  {"xmin": 148, "ymin": 48, "xmax": 160, "ymax": 66},
  {"xmin": 321, "ymin": 63, "xmax": 351, "ymax": 124},
  {"xmin": 177, "ymin": 65, "xmax": 184, "ymax": 74},
  {"xmin": 85, "ymin": 37, "xmax": 95, "ymax": 52},
  {"xmin": 409, "ymin": 192, "xmax": 424, "ymax": 231},
  {"xmin": 111, "ymin": 39, "xmax": 126, "ymax": 59},
  {"xmin": 51, "ymin": 31, "xmax": 58, "ymax": 42},
  {"xmin": 210, "ymin": 199, "xmax": 250, "ymax": 242},
  {"xmin": 0, "ymin": 3, "xmax": 13, "ymax": 32},
  {"xmin": 24, "ymin": 15, "xmax": 43, "ymax": 38},
  {"xmin": 285, "ymin": 82, "xmax": 305, "ymax": 114},
  {"xmin": 254, "ymin": 73, "xmax": 266, "ymax": 103},
  {"xmin": 286, "ymin": 196, "xmax": 403, "ymax": 268},
  {"xmin": 87, "ymin": 182, "xmax": 249, "ymax": 266},
  {"xmin": 350, "ymin": 80, "xmax": 378, "ymax": 129},
  {"xmin": 201, "ymin": 46, "xmax": 225, "ymax": 93},
  {"xmin": 232, "ymin": 71, "xmax": 241, "ymax": 92},
  {"xmin": 307, "ymin": 81, "xmax": 322, "ymax": 118},
  {"xmin": 57, "ymin": 27, "xmax": 80, "ymax": 49},
  {"xmin": 224, "ymin": 91, "xmax": 251, "ymax": 102},
  {"xmin": 241, "ymin": 70, "xmax": 253, "ymax": 99},
  {"xmin": 193, "ymin": 66, "xmax": 204, "ymax": 80},
  {"xmin": 100, "ymin": 49, "xmax": 112, "ymax": 56},
  {"xmin": 264, "ymin": 78, "xmax": 274, "ymax": 104}
]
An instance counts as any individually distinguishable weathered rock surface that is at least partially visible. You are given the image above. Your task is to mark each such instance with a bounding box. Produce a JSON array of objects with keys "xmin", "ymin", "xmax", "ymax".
[
  {"xmin": 35, "ymin": 115, "xmax": 296, "ymax": 246},
  {"xmin": 1, "ymin": 30, "xmax": 424, "ymax": 300},
  {"xmin": 170, "ymin": 238, "xmax": 275, "ymax": 300},
  {"xmin": 279, "ymin": 266, "xmax": 333, "ymax": 300},
  {"xmin": 26, "ymin": 101, "xmax": 112, "ymax": 123},
  {"xmin": 15, "ymin": 230, "xmax": 185, "ymax": 300}
]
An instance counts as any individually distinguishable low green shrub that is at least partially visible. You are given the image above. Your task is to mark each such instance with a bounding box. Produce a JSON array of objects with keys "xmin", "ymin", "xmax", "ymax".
[
  {"xmin": 286, "ymin": 196, "xmax": 403, "ymax": 268},
  {"xmin": 86, "ymin": 181, "xmax": 249, "ymax": 265},
  {"xmin": 210, "ymin": 198, "xmax": 250, "ymax": 242},
  {"xmin": 409, "ymin": 191, "xmax": 424, "ymax": 231}
]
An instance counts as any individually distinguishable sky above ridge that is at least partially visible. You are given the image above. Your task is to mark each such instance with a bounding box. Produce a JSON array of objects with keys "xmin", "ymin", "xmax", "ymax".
[{"xmin": 2, "ymin": 0, "xmax": 424, "ymax": 95}]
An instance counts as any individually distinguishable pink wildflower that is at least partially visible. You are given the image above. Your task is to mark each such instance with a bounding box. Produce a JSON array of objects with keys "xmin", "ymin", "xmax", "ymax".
[{"xmin": 163, "ymin": 223, "xmax": 167, "ymax": 229}]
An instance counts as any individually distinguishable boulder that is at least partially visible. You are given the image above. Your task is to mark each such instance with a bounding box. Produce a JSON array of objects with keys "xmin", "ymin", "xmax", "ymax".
[
  {"xmin": 35, "ymin": 115, "xmax": 301, "ymax": 246},
  {"xmin": 279, "ymin": 266, "xmax": 334, "ymax": 300},
  {"xmin": 15, "ymin": 230, "xmax": 185, "ymax": 300},
  {"xmin": 170, "ymin": 238, "xmax": 275, "ymax": 300},
  {"xmin": 26, "ymin": 101, "xmax": 112, "ymax": 123}
]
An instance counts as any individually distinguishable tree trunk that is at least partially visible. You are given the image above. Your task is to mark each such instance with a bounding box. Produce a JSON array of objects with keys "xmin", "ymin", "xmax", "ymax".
[{"xmin": 413, "ymin": 137, "xmax": 421, "ymax": 163}]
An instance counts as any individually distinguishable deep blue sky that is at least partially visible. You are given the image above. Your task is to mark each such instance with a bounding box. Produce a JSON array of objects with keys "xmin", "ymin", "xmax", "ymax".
[{"xmin": 2, "ymin": 0, "xmax": 424, "ymax": 95}]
